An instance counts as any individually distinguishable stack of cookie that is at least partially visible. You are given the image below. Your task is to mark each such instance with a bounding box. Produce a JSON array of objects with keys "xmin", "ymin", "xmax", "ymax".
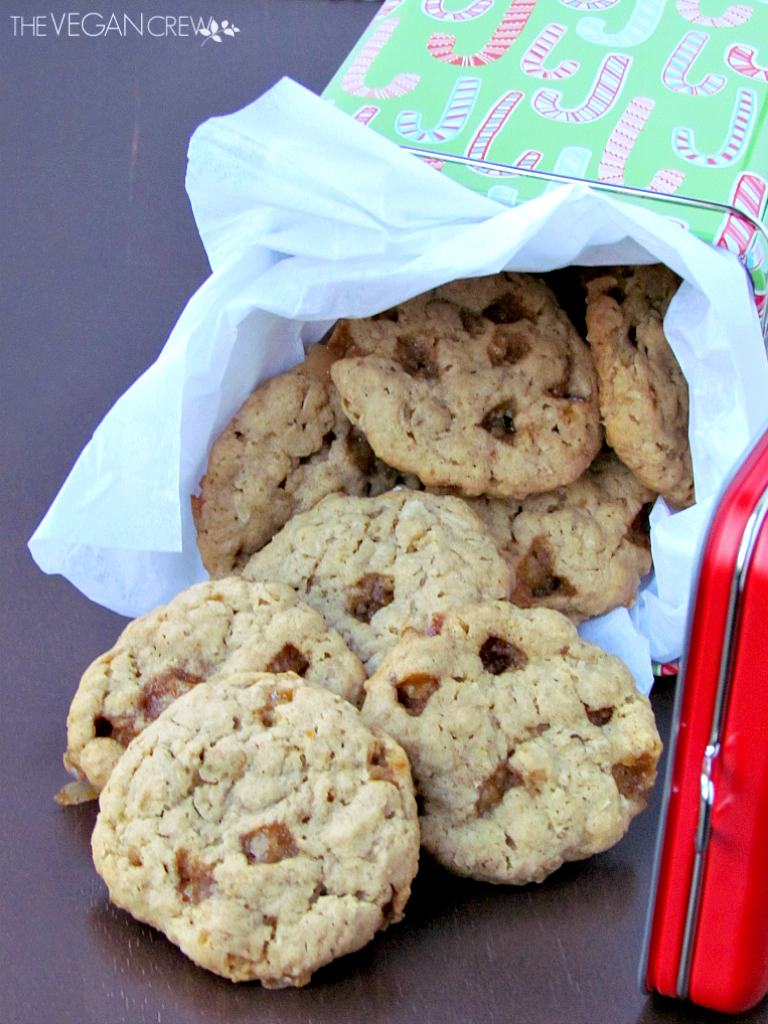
[
  {"xmin": 63, "ymin": 268, "xmax": 677, "ymax": 987},
  {"xmin": 65, "ymin": 579, "xmax": 421, "ymax": 988},
  {"xmin": 194, "ymin": 266, "xmax": 693, "ymax": 621}
]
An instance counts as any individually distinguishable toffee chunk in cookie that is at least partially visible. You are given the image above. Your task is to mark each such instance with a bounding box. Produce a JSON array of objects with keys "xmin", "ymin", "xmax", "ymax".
[
  {"xmin": 242, "ymin": 490, "xmax": 512, "ymax": 674},
  {"xmin": 329, "ymin": 273, "xmax": 603, "ymax": 498},
  {"xmin": 192, "ymin": 343, "xmax": 419, "ymax": 578},
  {"xmin": 468, "ymin": 449, "xmax": 656, "ymax": 622},
  {"xmin": 92, "ymin": 673, "xmax": 419, "ymax": 986},
  {"xmin": 361, "ymin": 602, "xmax": 662, "ymax": 884},
  {"xmin": 584, "ymin": 264, "xmax": 694, "ymax": 509},
  {"xmin": 65, "ymin": 578, "xmax": 366, "ymax": 792}
]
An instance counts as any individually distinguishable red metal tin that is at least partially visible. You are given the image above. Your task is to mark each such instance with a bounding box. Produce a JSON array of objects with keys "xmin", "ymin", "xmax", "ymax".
[{"xmin": 641, "ymin": 423, "xmax": 768, "ymax": 1015}]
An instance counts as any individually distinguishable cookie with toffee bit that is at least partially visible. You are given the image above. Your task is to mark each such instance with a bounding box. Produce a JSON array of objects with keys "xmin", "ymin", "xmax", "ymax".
[
  {"xmin": 361, "ymin": 601, "xmax": 661, "ymax": 884},
  {"xmin": 584, "ymin": 264, "xmax": 694, "ymax": 509},
  {"xmin": 65, "ymin": 578, "xmax": 366, "ymax": 793},
  {"xmin": 329, "ymin": 273, "xmax": 603, "ymax": 499},
  {"xmin": 92, "ymin": 673, "xmax": 419, "ymax": 986},
  {"xmin": 242, "ymin": 490, "xmax": 512, "ymax": 674},
  {"xmin": 467, "ymin": 449, "xmax": 656, "ymax": 622},
  {"xmin": 192, "ymin": 343, "xmax": 420, "ymax": 579}
]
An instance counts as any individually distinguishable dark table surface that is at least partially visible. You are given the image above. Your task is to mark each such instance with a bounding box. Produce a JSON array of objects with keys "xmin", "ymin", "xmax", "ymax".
[{"xmin": 1, "ymin": 2, "xmax": 764, "ymax": 1021}]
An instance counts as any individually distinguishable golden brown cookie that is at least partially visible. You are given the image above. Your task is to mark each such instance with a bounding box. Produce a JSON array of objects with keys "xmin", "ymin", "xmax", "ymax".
[
  {"xmin": 65, "ymin": 578, "xmax": 366, "ymax": 792},
  {"xmin": 467, "ymin": 449, "xmax": 656, "ymax": 622},
  {"xmin": 92, "ymin": 673, "xmax": 420, "ymax": 986},
  {"xmin": 361, "ymin": 601, "xmax": 662, "ymax": 884},
  {"xmin": 192, "ymin": 343, "xmax": 420, "ymax": 578},
  {"xmin": 329, "ymin": 273, "xmax": 603, "ymax": 498},
  {"xmin": 584, "ymin": 264, "xmax": 694, "ymax": 508},
  {"xmin": 242, "ymin": 490, "xmax": 512, "ymax": 674}
]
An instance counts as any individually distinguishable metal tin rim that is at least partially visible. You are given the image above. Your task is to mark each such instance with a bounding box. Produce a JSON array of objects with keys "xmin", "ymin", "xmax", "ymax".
[{"xmin": 399, "ymin": 146, "xmax": 768, "ymax": 341}]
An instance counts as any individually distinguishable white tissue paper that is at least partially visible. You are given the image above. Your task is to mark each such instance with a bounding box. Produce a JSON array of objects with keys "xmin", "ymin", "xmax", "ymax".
[{"xmin": 29, "ymin": 77, "xmax": 768, "ymax": 695}]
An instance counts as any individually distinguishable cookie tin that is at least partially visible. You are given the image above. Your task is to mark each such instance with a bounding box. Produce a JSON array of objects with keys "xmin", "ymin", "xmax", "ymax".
[
  {"xmin": 323, "ymin": 0, "xmax": 768, "ymax": 319},
  {"xmin": 639, "ymin": 419, "xmax": 768, "ymax": 1015}
]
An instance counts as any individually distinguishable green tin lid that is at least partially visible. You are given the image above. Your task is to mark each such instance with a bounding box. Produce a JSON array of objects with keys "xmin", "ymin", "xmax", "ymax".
[{"xmin": 323, "ymin": 0, "xmax": 768, "ymax": 317}]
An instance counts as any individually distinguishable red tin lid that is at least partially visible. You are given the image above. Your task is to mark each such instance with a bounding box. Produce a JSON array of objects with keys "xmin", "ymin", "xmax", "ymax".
[{"xmin": 642, "ymin": 424, "xmax": 768, "ymax": 1014}]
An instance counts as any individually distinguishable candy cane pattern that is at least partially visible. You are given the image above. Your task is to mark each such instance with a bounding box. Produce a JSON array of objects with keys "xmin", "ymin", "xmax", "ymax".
[
  {"xmin": 672, "ymin": 88, "xmax": 757, "ymax": 166},
  {"xmin": 427, "ymin": 0, "xmax": 537, "ymax": 67},
  {"xmin": 521, "ymin": 24, "xmax": 579, "ymax": 79},
  {"xmin": 647, "ymin": 168, "xmax": 687, "ymax": 192},
  {"xmin": 353, "ymin": 106, "xmax": 380, "ymax": 127},
  {"xmin": 373, "ymin": 0, "xmax": 408, "ymax": 20},
  {"xmin": 726, "ymin": 43, "xmax": 768, "ymax": 83},
  {"xmin": 558, "ymin": 0, "xmax": 620, "ymax": 8},
  {"xmin": 598, "ymin": 97, "xmax": 686, "ymax": 192},
  {"xmin": 422, "ymin": 0, "xmax": 495, "ymax": 20},
  {"xmin": 675, "ymin": 0, "xmax": 752, "ymax": 28},
  {"xmin": 598, "ymin": 96, "xmax": 653, "ymax": 183},
  {"xmin": 342, "ymin": 19, "xmax": 420, "ymax": 99},
  {"xmin": 544, "ymin": 145, "xmax": 593, "ymax": 190},
  {"xmin": 662, "ymin": 32, "xmax": 726, "ymax": 95},
  {"xmin": 463, "ymin": 90, "xmax": 526, "ymax": 169},
  {"xmin": 532, "ymin": 53, "xmax": 632, "ymax": 122},
  {"xmin": 515, "ymin": 149, "xmax": 543, "ymax": 170},
  {"xmin": 395, "ymin": 77, "xmax": 481, "ymax": 143},
  {"xmin": 554, "ymin": 145, "xmax": 592, "ymax": 177},
  {"xmin": 577, "ymin": 0, "xmax": 667, "ymax": 46},
  {"xmin": 488, "ymin": 184, "xmax": 520, "ymax": 205},
  {"xmin": 714, "ymin": 172, "xmax": 768, "ymax": 256},
  {"xmin": 470, "ymin": 148, "xmax": 542, "ymax": 177}
]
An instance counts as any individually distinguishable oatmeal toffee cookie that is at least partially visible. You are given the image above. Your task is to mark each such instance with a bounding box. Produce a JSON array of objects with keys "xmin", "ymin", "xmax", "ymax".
[
  {"xmin": 361, "ymin": 602, "xmax": 661, "ymax": 885},
  {"xmin": 192, "ymin": 343, "xmax": 419, "ymax": 579},
  {"xmin": 65, "ymin": 578, "xmax": 366, "ymax": 792},
  {"xmin": 584, "ymin": 264, "xmax": 694, "ymax": 509},
  {"xmin": 242, "ymin": 490, "xmax": 512, "ymax": 674},
  {"xmin": 328, "ymin": 273, "xmax": 603, "ymax": 498},
  {"xmin": 92, "ymin": 673, "xmax": 419, "ymax": 986},
  {"xmin": 467, "ymin": 449, "xmax": 656, "ymax": 622}
]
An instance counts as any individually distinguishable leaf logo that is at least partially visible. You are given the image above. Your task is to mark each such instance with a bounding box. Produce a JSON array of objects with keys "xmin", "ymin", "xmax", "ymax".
[{"xmin": 200, "ymin": 18, "xmax": 240, "ymax": 44}]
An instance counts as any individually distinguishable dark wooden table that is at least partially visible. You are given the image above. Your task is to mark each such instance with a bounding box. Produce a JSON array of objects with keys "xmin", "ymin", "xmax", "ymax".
[{"xmin": 1, "ymin": 3, "xmax": 762, "ymax": 1021}]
